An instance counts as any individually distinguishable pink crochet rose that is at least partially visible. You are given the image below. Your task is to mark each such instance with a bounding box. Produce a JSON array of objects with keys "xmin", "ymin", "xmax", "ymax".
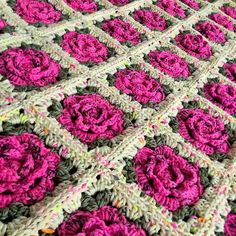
[
  {"xmin": 101, "ymin": 18, "xmax": 141, "ymax": 46},
  {"xmin": 115, "ymin": 69, "xmax": 166, "ymax": 104},
  {"xmin": 0, "ymin": 47, "xmax": 61, "ymax": 87},
  {"xmin": 221, "ymin": 6, "xmax": 236, "ymax": 20},
  {"xmin": 180, "ymin": 0, "xmax": 200, "ymax": 10},
  {"xmin": 224, "ymin": 213, "xmax": 236, "ymax": 236},
  {"xmin": 58, "ymin": 94, "xmax": 124, "ymax": 144},
  {"xmin": 157, "ymin": 0, "xmax": 187, "ymax": 19},
  {"xmin": 61, "ymin": 32, "xmax": 108, "ymax": 63},
  {"xmin": 133, "ymin": 9, "xmax": 167, "ymax": 31},
  {"xmin": 0, "ymin": 18, "xmax": 7, "ymax": 31},
  {"xmin": 57, "ymin": 206, "xmax": 146, "ymax": 236},
  {"xmin": 204, "ymin": 83, "xmax": 236, "ymax": 115},
  {"xmin": 177, "ymin": 108, "xmax": 230, "ymax": 155},
  {"xmin": 108, "ymin": 0, "xmax": 130, "ymax": 6},
  {"xmin": 148, "ymin": 50, "xmax": 191, "ymax": 78},
  {"xmin": 175, "ymin": 33, "xmax": 212, "ymax": 59},
  {"xmin": 16, "ymin": 0, "xmax": 61, "ymax": 24},
  {"xmin": 63, "ymin": 0, "xmax": 98, "ymax": 13},
  {"xmin": 223, "ymin": 63, "xmax": 236, "ymax": 83},
  {"xmin": 135, "ymin": 145, "xmax": 203, "ymax": 211},
  {"xmin": 0, "ymin": 133, "xmax": 60, "ymax": 208},
  {"xmin": 209, "ymin": 13, "xmax": 235, "ymax": 31},
  {"xmin": 195, "ymin": 21, "xmax": 227, "ymax": 44}
]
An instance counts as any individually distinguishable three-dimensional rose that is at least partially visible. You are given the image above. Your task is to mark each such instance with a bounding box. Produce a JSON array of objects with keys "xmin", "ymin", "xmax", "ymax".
[
  {"xmin": 157, "ymin": 0, "xmax": 187, "ymax": 19},
  {"xmin": 175, "ymin": 33, "xmax": 213, "ymax": 59},
  {"xmin": 61, "ymin": 32, "xmax": 108, "ymax": 63},
  {"xmin": 108, "ymin": 0, "xmax": 130, "ymax": 6},
  {"xmin": 101, "ymin": 18, "xmax": 141, "ymax": 46},
  {"xmin": 133, "ymin": 9, "xmax": 167, "ymax": 31},
  {"xmin": 204, "ymin": 83, "xmax": 236, "ymax": 115},
  {"xmin": 224, "ymin": 213, "xmax": 236, "ymax": 236},
  {"xmin": 0, "ymin": 133, "xmax": 60, "ymax": 208},
  {"xmin": 177, "ymin": 108, "xmax": 230, "ymax": 155},
  {"xmin": 58, "ymin": 94, "xmax": 124, "ymax": 144},
  {"xmin": 0, "ymin": 47, "xmax": 61, "ymax": 87},
  {"xmin": 135, "ymin": 145, "xmax": 203, "ymax": 211},
  {"xmin": 115, "ymin": 69, "xmax": 166, "ymax": 104},
  {"xmin": 180, "ymin": 0, "xmax": 200, "ymax": 10},
  {"xmin": 209, "ymin": 13, "xmax": 235, "ymax": 31},
  {"xmin": 0, "ymin": 18, "xmax": 7, "ymax": 31},
  {"xmin": 148, "ymin": 50, "xmax": 191, "ymax": 78},
  {"xmin": 16, "ymin": 0, "xmax": 62, "ymax": 24},
  {"xmin": 223, "ymin": 63, "xmax": 236, "ymax": 83},
  {"xmin": 195, "ymin": 21, "xmax": 226, "ymax": 44},
  {"xmin": 221, "ymin": 6, "xmax": 236, "ymax": 19},
  {"xmin": 57, "ymin": 206, "xmax": 146, "ymax": 235},
  {"xmin": 63, "ymin": 0, "xmax": 98, "ymax": 12}
]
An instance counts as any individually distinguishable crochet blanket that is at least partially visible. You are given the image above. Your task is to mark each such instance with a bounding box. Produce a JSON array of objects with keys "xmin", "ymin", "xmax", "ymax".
[{"xmin": 0, "ymin": 0, "xmax": 236, "ymax": 235}]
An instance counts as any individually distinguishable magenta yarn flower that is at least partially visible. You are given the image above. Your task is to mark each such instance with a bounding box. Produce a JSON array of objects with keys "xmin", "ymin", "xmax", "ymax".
[
  {"xmin": 224, "ymin": 63, "xmax": 236, "ymax": 83},
  {"xmin": 204, "ymin": 83, "xmax": 236, "ymax": 115},
  {"xmin": 101, "ymin": 18, "xmax": 141, "ymax": 46},
  {"xmin": 61, "ymin": 32, "xmax": 108, "ymax": 63},
  {"xmin": 133, "ymin": 9, "xmax": 167, "ymax": 31},
  {"xmin": 195, "ymin": 21, "xmax": 227, "ymax": 44},
  {"xmin": 177, "ymin": 108, "xmax": 230, "ymax": 155},
  {"xmin": 175, "ymin": 33, "xmax": 212, "ymax": 59},
  {"xmin": 0, "ymin": 18, "xmax": 7, "ymax": 31},
  {"xmin": 180, "ymin": 0, "xmax": 200, "ymax": 10},
  {"xmin": 224, "ymin": 213, "xmax": 236, "ymax": 236},
  {"xmin": 58, "ymin": 94, "xmax": 124, "ymax": 144},
  {"xmin": 0, "ymin": 47, "xmax": 61, "ymax": 87},
  {"xmin": 108, "ymin": 0, "xmax": 130, "ymax": 6},
  {"xmin": 157, "ymin": 0, "xmax": 187, "ymax": 19},
  {"xmin": 135, "ymin": 145, "xmax": 203, "ymax": 211},
  {"xmin": 209, "ymin": 13, "xmax": 235, "ymax": 31},
  {"xmin": 0, "ymin": 133, "xmax": 60, "ymax": 208},
  {"xmin": 221, "ymin": 6, "xmax": 236, "ymax": 20},
  {"xmin": 148, "ymin": 50, "xmax": 191, "ymax": 78},
  {"xmin": 57, "ymin": 206, "xmax": 146, "ymax": 236},
  {"xmin": 114, "ymin": 69, "xmax": 166, "ymax": 104},
  {"xmin": 16, "ymin": 0, "xmax": 61, "ymax": 24},
  {"xmin": 63, "ymin": 0, "xmax": 98, "ymax": 12}
]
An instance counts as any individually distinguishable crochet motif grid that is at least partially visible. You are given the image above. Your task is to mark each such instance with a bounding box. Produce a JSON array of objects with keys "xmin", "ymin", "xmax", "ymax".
[{"xmin": 0, "ymin": 0, "xmax": 236, "ymax": 235}]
